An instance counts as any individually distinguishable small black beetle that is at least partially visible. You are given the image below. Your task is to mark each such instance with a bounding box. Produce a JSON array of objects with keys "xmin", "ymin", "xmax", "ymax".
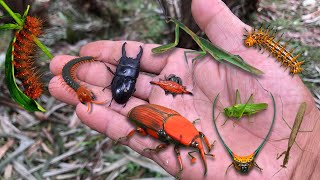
[
  {"xmin": 104, "ymin": 42, "xmax": 143, "ymax": 106},
  {"xmin": 165, "ymin": 74, "xmax": 182, "ymax": 85}
]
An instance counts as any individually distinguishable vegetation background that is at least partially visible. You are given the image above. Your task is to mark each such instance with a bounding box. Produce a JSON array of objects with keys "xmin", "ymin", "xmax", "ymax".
[{"xmin": 0, "ymin": 0, "xmax": 319, "ymax": 179}]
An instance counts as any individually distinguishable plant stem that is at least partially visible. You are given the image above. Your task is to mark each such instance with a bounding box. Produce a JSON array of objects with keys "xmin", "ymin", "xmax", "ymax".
[
  {"xmin": 0, "ymin": 0, "xmax": 23, "ymax": 26},
  {"xmin": 33, "ymin": 37, "xmax": 53, "ymax": 59}
]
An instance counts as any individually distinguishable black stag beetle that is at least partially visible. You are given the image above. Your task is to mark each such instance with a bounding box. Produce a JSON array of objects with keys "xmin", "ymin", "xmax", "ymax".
[{"xmin": 104, "ymin": 42, "xmax": 143, "ymax": 106}]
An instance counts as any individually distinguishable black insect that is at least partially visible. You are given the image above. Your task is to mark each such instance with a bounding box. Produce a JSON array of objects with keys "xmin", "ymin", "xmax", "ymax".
[
  {"xmin": 104, "ymin": 42, "xmax": 143, "ymax": 106},
  {"xmin": 165, "ymin": 74, "xmax": 182, "ymax": 84}
]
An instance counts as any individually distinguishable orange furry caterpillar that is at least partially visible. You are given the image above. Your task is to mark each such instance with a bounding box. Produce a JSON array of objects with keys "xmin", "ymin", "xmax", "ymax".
[
  {"xmin": 244, "ymin": 26, "xmax": 304, "ymax": 74},
  {"xmin": 62, "ymin": 56, "xmax": 106, "ymax": 112},
  {"xmin": 12, "ymin": 16, "xmax": 43, "ymax": 99}
]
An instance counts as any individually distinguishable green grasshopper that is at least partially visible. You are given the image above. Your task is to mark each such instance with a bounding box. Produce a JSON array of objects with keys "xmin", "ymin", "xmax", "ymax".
[
  {"xmin": 152, "ymin": 18, "xmax": 263, "ymax": 75},
  {"xmin": 221, "ymin": 89, "xmax": 268, "ymax": 126},
  {"xmin": 212, "ymin": 92, "xmax": 276, "ymax": 173}
]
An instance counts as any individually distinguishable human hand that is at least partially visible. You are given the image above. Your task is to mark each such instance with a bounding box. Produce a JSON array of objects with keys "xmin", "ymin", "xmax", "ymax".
[{"xmin": 49, "ymin": 0, "xmax": 320, "ymax": 179}]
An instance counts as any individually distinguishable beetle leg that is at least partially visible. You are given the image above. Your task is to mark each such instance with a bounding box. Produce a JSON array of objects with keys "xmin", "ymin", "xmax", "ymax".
[
  {"xmin": 205, "ymin": 153, "xmax": 215, "ymax": 158},
  {"xmin": 115, "ymin": 129, "xmax": 135, "ymax": 144},
  {"xmin": 174, "ymin": 145, "xmax": 183, "ymax": 180},
  {"xmin": 192, "ymin": 118, "xmax": 200, "ymax": 124},
  {"xmin": 108, "ymin": 98, "xmax": 113, "ymax": 107},
  {"xmin": 188, "ymin": 150, "xmax": 198, "ymax": 163},
  {"xmin": 105, "ymin": 64, "xmax": 115, "ymax": 75},
  {"xmin": 143, "ymin": 143, "xmax": 167, "ymax": 153},
  {"xmin": 165, "ymin": 90, "xmax": 169, "ymax": 95},
  {"xmin": 115, "ymin": 127, "xmax": 147, "ymax": 144},
  {"xmin": 102, "ymin": 84, "xmax": 111, "ymax": 91},
  {"xmin": 199, "ymin": 132, "xmax": 215, "ymax": 152},
  {"xmin": 136, "ymin": 127, "xmax": 147, "ymax": 136},
  {"xmin": 188, "ymin": 150, "xmax": 215, "ymax": 164}
]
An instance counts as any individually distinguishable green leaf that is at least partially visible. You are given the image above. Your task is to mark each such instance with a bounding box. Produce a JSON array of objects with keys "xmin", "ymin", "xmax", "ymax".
[
  {"xmin": 33, "ymin": 37, "xmax": 53, "ymax": 59},
  {"xmin": 22, "ymin": 5, "xmax": 30, "ymax": 19},
  {"xmin": 5, "ymin": 37, "xmax": 46, "ymax": 112},
  {"xmin": 0, "ymin": 23, "xmax": 20, "ymax": 30},
  {"xmin": 0, "ymin": 0, "xmax": 23, "ymax": 26}
]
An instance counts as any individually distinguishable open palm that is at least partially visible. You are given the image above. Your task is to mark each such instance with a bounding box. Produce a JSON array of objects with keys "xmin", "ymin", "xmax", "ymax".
[{"xmin": 49, "ymin": 0, "xmax": 320, "ymax": 179}]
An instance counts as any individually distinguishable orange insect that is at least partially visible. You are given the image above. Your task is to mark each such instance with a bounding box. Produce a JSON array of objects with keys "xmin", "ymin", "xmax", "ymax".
[
  {"xmin": 150, "ymin": 75, "xmax": 193, "ymax": 97},
  {"xmin": 117, "ymin": 104, "xmax": 215, "ymax": 178},
  {"xmin": 244, "ymin": 26, "xmax": 304, "ymax": 74},
  {"xmin": 12, "ymin": 16, "xmax": 44, "ymax": 99},
  {"xmin": 62, "ymin": 56, "xmax": 105, "ymax": 112}
]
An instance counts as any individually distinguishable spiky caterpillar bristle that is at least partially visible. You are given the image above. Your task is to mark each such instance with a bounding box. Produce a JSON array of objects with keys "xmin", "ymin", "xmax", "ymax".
[
  {"xmin": 12, "ymin": 16, "xmax": 44, "ymax": 99},
  {"xmin": 244, "ymin": 26, "xmax": 304, "ymax": 75}
]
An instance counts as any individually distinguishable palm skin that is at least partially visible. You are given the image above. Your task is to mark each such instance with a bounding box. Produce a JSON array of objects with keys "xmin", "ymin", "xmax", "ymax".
[{"xmin": 48, "ymin": 0, "xmax": 320, "ymax": 179}]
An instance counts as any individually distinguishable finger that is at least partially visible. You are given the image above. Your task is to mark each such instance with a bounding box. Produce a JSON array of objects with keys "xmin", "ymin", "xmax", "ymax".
[
  {"xmin": 77, "ymin": 63, "xmax": 155, "ymax": 101},
  {"xmin": 48, "ymin": 75, "xmax": 106, "ymax": 105},
  {"xmin": 79, "ymin": 40, "xmax": 169, "ymax": 74},
  {"xmin": 191, "ymin": 0, "xmax": 248, "ymax": 51},
  {"xmin": 50, "ymin": 55, "xmax": 155, "ymax": 101},
  {"xmin": 49, "ymin": 74, "xmax": 148, "ymax": 115},
  {"xmin": 75, "ymin": 96, "xmax": 144, "ymax": 136},
  {"xmin": 50, "ymin": 55, "xmax": 78, "ymax": 75},
  {"xmin": 75, "ymin": 102, "xmax": 179, "ymax": 176},
  {"xmin": 50, "ymin": 55, "xmax": 110, "ymax": 87},
  {"xmin": 191, "ymin": 0, "xmax": 269, "ymax": 74}
]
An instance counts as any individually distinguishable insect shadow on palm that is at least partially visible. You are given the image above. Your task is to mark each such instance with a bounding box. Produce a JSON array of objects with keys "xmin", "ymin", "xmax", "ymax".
[
  {"xmin": 215, "ymin": 89, "xmax": 268, "ymax": 126},
  {"xmin": 272, "ymin": 98, "xmax": 315, "ymax": 177},
  {"xmin": 103, "ymin": 42, "xmax": 143, "ymax": 107}
]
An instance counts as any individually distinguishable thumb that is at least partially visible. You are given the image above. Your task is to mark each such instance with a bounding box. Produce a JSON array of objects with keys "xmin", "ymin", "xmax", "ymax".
[{"xmin": 191, "ymin": 0, "xmax": 249, "ymax": 52}]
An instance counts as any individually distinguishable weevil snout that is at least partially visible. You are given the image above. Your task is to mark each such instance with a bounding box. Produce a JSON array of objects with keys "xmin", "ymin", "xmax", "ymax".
[{"xmin": 191, "ymin": 138, "xmax": 208, "ymax": 175}]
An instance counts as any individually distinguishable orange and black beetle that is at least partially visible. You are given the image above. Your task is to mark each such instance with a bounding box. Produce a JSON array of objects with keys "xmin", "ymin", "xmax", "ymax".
[
  {"xmin": 150, "ymin": 74, "xmax": 193, "ymax": 97},
  {"xmin": 118, "ymin": 104, "xmax": 214, "ymax": 178}
]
